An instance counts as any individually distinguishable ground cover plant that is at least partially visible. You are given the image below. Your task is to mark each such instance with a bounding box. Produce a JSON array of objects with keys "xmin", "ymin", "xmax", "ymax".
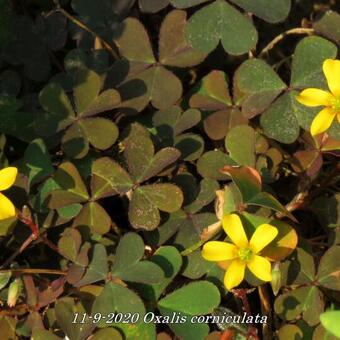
[{"xmin": 0, "ymin": 0, "xmax": 339, "ymax": 339}]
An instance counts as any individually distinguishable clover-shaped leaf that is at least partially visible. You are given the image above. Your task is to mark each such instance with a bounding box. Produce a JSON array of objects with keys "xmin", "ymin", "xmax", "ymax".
[
  {"xmin": 47, "ymin": 162, "xmax": 113, "ymax": 234},
  {"xmin": 185, "ymin": 0, "xmax": 258, "ymax": 55},
  {"xmin": 93, "ymin": 124, "xmax": 183, "ymax": 230},
  {"xmin": 221, "ymin": 165, "xmax": 295, "ymax": 220},
  {"xmin": 39, "ymin": 68, "xmax": 120, "ymax": 159},
  {"xmin": 112, "ymin": 233, "xmax": 164, "ymax": 284},
  {"xmin": 152, "ymin": 106, "xmax": 203, "ymax": 160},
  {"xmin": 229, "ymin": 0, "xmax": 291, "ymax": 23},
  {"xmin": 112, "ymin": 17, "xmax": 183, "ymax": 112},
  {"xmin": 158, "ymin": 281, "xmax": 220, "ymax": 339}
]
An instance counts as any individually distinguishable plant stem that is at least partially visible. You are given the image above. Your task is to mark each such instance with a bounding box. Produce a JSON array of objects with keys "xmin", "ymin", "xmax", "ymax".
[
  {"xmin": 258, "ymin": 285, "xmax": 272, "ymax": 340},
  {"xmin": 53, "ymin": 1, "xmax": 119, "ymax": 60},
  {"xmin": 259, "ymin": 28, "xmax": 314, "ymax": 57}
]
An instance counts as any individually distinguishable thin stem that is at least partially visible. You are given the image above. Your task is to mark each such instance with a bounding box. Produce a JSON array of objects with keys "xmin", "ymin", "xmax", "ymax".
[
  {"xmin": 54, "ymin": 2, "xmax": 119, "ymax": 59},
  {"xmin": 259, "ymin": 28, "xmax": 314, "ymax": 57},
  {"xmin": 258, "ymin": 285, "xmax": 272, "ymax": 340},
  {"xmin": 0, "ymin": 234, "xmax": 35, "ymax": 269}
]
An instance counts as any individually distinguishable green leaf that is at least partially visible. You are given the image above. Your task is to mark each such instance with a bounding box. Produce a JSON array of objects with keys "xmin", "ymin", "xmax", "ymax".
[
  {"xmin": 174, "ymin": 133, "xmax": 204, "ymax": 161},
  {"xmin": 290, "ymin": 36, "xmax": 337, "ymax": 89},
  {"xmin": 185, "ymin": 0, "xmax": 258, "ymax": 55},
  {"xmin": 274, "ymin": 286, "xmax": 324, "ymax": 326},
  {"xmin": 128, "ymin": 187, "xmax": 161, "ymax": 230},
  {"xmin": 91, "ymin": 282, "xmax": 146, "ymax": 328},
  {"xmin": 74, "ymin": 68, "xmax": 101, "ymax": 114},
  {"xmin": 314, "ymin": 11, "xmax": 340, "ymax": 46},
  {"xmin": 136, "ymin": 246, "xmax": 182, "ymax": 302},
  {"xmin": 39, "ymin": 82, "xmax": 74, "ymax": 118},
  {"xmin": 225, "ymin": 125, "xmax": 255, "ymax": 167},
  {"xmin": 55, "ymin": 297, "xmax": 94, "ymax": 340},
  {"xmin": 140, "ymin": 184, "xmax": 183, "ymax": 212},
  {"xmin": 81, "ymin": 89, "xmax": 121, "ymax": 117},
  {"xmin": 153, "ymin": 106, "xmax": 201, "ymax": 138},
  {"xmin": 0, "ymin": 96, "xmax": 37, "ymax": 142},
  {"xmin": 220, "ymin": 166, "xmax": 261, "ymax": 202},
  {"xmin": 92, "ymin": 157, "xmax": 133, "ymax": 194},
  {"xmin": 58, "ymin": 228, "xmax": 82, "ymax": 262},
  {"xmin": 320, "ymin": 311, "xmax": 340, "ymax": 338},
  {"xmin": 158, "ymin": 280, "xmax": 220, "ymax": 315},
  {"xmin": 91, "ymin": 328, "xmax": 123, "ymax": 340},
  {"xmin": 203, "ymin": 108, "xmax": 248, "ymax": 141},
  {"xmin": 24, "ymin": 138, "xmax": 54, "ymax": 186},
  {"xmin": 277, "ymin": 325, "xmax": 303, "ymax": 340},
  {"xmin": 159, "ymin": 10, "xmax": 206, "ymax": 67},
  {"xmin": 139, "ymin": 0, "xmax": 169, "ymax": 13},
  {"xmin": 73, "ymin": 202, "xmax": 111, "ymax": 235},
  {"xmin": 260, "ymin": 92, "xmax": 300, "ymax": 144},
  {"xmin": 247, "ymin": 192, "xmax": 293, "ymax": 219},
  {"xmin": 129, "ymin": 184, "xmax": 183, "ymax": 230},
  {"xmin": 124, "ymin": 124, "xmax": 180, "ymax": 182},
  {"xmin": 76, "ymin": 244, "xmax": 108, "ymax": 286},
  {"xmin": 184, "ymin": 178, "xmax": 219, "ymax": 214},
  {"xmin": 189, "ymin": 70, "xmax": 232, "ymax": 110},
  {"xmin": 80, "ymin": 118, "xmax": 119, "ymax": 150},
  {"xmin": 116, "ymin": 261, "xmax": 165, "ymax": 284},
  {"xmin": 62, "ymin": 122, "xmax": 89, "ymax": 159},
  {"xmin": 170, "ymin": 0, "xmax": 209, "ymax": 8},
  {"xmin": 158, "ymin": 281, "xmax": 220, "ymax": 340},
  {"xmin": 48, "ymin": 162, "xmax": 89, "ymax": 208},
  {"xmin": 112, "ymin": 233, "xmax": 145, "ymax": 274},
  {"xmin": 57, "ymin": 203, "xmax": 83, "ymax": 219},
  {"xmin": 197, "ymin": 150, "xmax": 236, "ymax": 180},
  {"xmin": 0, "ymin": 272, "xmax": 11, "ymax": 290},
  {"xmin": 229, "ymin": 0, "xmax": 291, "ymax": 23},
  {"xmin": 317, "ymin": 246, "xmax": 340, "ymax": 290},
  {"xmin": 234, "ymin": 58, "xmax": 286, "ymax": 118},
  {"xmin": 114, "ymin": 17, "xmax": 155, "ymax": 63}
]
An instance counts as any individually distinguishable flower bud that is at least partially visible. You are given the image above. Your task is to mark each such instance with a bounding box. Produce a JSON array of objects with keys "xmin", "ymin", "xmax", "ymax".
[
  {"xmin": 270, "ymin": 262, "xmax": 281, "ymax": 296},
  {"xmin": 7, "ymin": 278, "xmax": 22, "ymax": 307}
]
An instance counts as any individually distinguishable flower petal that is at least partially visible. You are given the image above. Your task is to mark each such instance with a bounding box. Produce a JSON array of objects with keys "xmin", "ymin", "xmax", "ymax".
[
  {"xmin": 202, "ymin": 241, "xmax": 238, "ymax": 261},
  {"xmin": 0, "ymin": 167, "xmax": 18, "ymax": 191},
  {"xmin": 323, "ymin": 59, "xmax": 340, "ymax": 97},
  {"xmin": 249, "ymin": 224, "xmax": 278, "ymax": 254},
  {"xmin": 247, "ymin": 255, "xmax": 272, "ymax": 282},
  {"xmin": 222, "ymin": 214, "xmax": 248, "ymax": 248},
  {"xmin": 224, "ymin": 259, "xmax": 246, "ymax": 290},
  {"xmin": 311, "ymin": 107, "xmax": 336, "ymax": 136},
  {"xmin": 0, "ymin": 193, "xmax": 16, "ymax": 220},
  {"xmin": 338, "ymin": 113, "xmax": 340, "ymax": 124},
  {"xmin": 296, "ymin": 88, "xmax": 333, "ymax": 107}
]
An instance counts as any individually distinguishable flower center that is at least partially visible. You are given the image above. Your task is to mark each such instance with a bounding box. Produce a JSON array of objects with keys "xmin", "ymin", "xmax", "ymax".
[
  {"xmin": 331, "ymin": 96, "xmax": 340, "ymax": 112},
  {"xmin": 238, "ymin": 248, "xmax": 253, "ymax": 262}
]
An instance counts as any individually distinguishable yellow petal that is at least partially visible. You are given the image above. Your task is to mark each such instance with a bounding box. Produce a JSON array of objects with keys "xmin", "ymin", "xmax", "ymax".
[
  {"xmin": 0, "ymin": 193, "xmax": 16, "ymax": 220},
  {"xmin": 296, "ymin": 88, "xmax": 333, "ymax": 107},
  {"xmin": 0, "ymin": 167, "xmax": 18, "ymax": 191},
  {"xmin": 222, "ymin": 214, "xmax": 248, "ymax": 248},
  {"xmin": 224, "ymin": 259, "xmax": 246, "ymax": 290},
  {"xmin": 311, "ymin": 107, "xmax": 336, "ymax": 136},
  {"xmin": 338, "ymin": 113, "xmax": 340, "ymax": 124},
  {"xmin": 249, "ymin": 224, "xmax": 278, "ymax": 254},
  {"xmin": 202, "ymin": 241, "xmax": 238, "ymax": 261},
  {"xmin": 247, "ymin": 255, "xmax": 272, "ymax": 282},
  {"xmin": 323, "ymin": 59, "xmax": 340, "ymax": 97}
]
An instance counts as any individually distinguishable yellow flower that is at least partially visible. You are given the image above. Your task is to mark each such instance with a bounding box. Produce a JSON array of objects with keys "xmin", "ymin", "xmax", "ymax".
[
  {"xmin": 202, "ymin": 214, "xmax": 278, "ymax": 290},
  {"xmin": 296, "ymin": 59, "xmax": 340, "ymax": 136},
  {"xmin": 0, "ymin": 167, "xmax": 18, "ymax": 220}
]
